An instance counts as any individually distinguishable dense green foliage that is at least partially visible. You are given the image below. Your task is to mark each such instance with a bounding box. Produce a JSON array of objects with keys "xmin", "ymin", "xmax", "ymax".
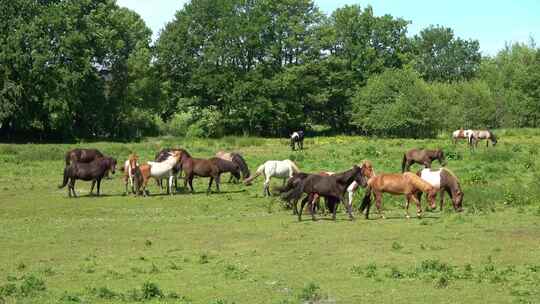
[{"xmin": 1, "ymin": 0, "xmax": 539, "ymax": 140}]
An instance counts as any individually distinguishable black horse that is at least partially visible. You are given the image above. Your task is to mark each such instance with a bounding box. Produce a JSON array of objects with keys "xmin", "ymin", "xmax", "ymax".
[
  {"xmin": 290, "ymin": 131, "xmax": 304, "ymax": 151},
  {"xmin": 280, "ymin": 165, "xmax": 369, "ymax": 221},
  {"xmin": 154, "ymin": 148, "xmax": 191, "ymax": 191},
  {"xmin": 59, "ymin": 156, "xmax": 117, "ymax": 197}
]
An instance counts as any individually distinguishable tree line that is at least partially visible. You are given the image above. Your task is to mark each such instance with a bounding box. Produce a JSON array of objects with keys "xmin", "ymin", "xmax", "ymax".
[{"xmin": 1, "ymin": 0, "xmax": 539, "ymax": 141}]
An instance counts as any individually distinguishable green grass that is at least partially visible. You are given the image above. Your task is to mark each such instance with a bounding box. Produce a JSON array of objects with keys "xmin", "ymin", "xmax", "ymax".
[{"xmin": 1, "ymin": 132, "xmax": 540, "ymax": 303}]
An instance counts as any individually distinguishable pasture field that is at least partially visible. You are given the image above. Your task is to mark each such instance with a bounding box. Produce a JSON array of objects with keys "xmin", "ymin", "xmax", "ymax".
[{"xmin": 1, "ymin": 130, "xmax": 540, "ymax": 304}]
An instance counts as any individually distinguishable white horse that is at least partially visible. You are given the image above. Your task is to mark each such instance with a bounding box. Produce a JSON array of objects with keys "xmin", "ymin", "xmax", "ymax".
[
  {"xmin": 138, "ymin": 151, "xmax": 182, "ymax": 196},
  {"xmin": 244, "ymin": 160, "xmax": 300, "ymax": 196},
  {"xmin": 452, "ymin": 129, "xmax": 474, "ymax": 144}
]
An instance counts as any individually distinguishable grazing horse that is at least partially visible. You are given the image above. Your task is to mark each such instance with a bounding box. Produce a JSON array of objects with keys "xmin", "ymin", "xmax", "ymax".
[
  {"xmin": 154, "ymin": 148, "xmax": 191, "ymax": 190},
  {"xmin": 136, "ymin": 151, "xmax": 182, "ymax": 196},
  {"xmin": 122, "ymin": 154, "xmax": 139, "ymax": 195},
  {"xmin": 243, "ymin": 160, "xmax": 301, "ymax": 196},
  {"xmin": 417, "ymin": 168, "xmax": 464, "ymax": 212},
  {"xmin": 65, "ymin": 148, "xmax": 104, "ymax": 166},
  {"xmin": 402, "ymin": 148, "xmax": 446, "ymax": 172},
  {"xmin": 58, "ymin": 156, "xmax": 117, "ymax": 197},
  {"xmin": 179, "ymin": 153, "xmax": 221, "ymax": 194},
  {"xmin": 210, "ymin": 157, "xmax": 241, "ymax": 183},
  {"xmin": 215, "ymin": 151, "xmax": 251, "ymax": 182},
  {"xmin": 469, "ymin": 130, "xmax": 497, "ymax": 148},
  {"xmin": 452, "ymin": 129, "xmax": 474, "ymax": 144},
  {"xmin": 359, "ymin": 172, "xmax": 437, "ymax": 219},
  {"xmin": 280, "ymin": 164, "xmax": 369, "ymax": 221},
  {"xmin": 290, "ymin": 131, "xmax": 304, "ymax": 151}
]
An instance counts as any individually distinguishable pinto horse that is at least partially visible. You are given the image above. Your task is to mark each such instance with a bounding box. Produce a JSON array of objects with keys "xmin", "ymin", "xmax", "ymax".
[
  {"xmin": 417, "ymin": 168, "xmax": 464, "ymax": 212},
  {"xmin": 360, "ymin": 172, "xmax": 437, "ymax": 219},
  {"xmin": 469, "ymin": 130, "xmax": 497, "ymax": 148},
  {"xmin": 154, "ymin": 148, "xmax": 191, "ymax": 190},
  {"xmin": 179, "ymin": 153, "xmax": 221, "ymax": 194},
  {"xmin": 280, "ymin": 164, "xmax": 369, "ymax": 221},
  {"xmin": 402, "ymin": 148, "xmax": 446, "ymax": 172},
  {"xmin": 122, "ymin": 154, "xmax": 139, "ymax": 195},
  {"xmin": 215, "ymin": 151, "xmax": 250, "ymax": 182},
  {"xmin": 452, "ymin": 129, "xmax": 474, "ymax": 144},
  {"xmin": 136, "ymin": 151, "xmax": 182, "ymax": 196},
  {"xmin": 290, "ymin": 131, "xmax": 304, "ymax": 151},
  {"xmin": 244, "ymin": 160, "xmax": 301, "ymax": 196},
  {"xmin": 59, "ymin": 156, "xmax": 117, "ymax": 197}
]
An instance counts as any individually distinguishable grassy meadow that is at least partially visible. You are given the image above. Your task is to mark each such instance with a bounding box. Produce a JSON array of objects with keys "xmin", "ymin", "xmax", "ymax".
[{"xmin": 1, "ymin": 130, "xmax": 540, "ymax": 304}]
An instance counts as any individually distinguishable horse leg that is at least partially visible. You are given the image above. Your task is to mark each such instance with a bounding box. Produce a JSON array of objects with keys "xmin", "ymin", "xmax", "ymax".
[
  {"xmin": 412, "ymin": 193, "xmax": 423, "ymax": 218},
  {"xmin": 188, "ymin": 174, "xmax": 195, "ymax": 193},
  {"xmin": 298, "ymin": 195, "xmax": 309, "ymax": 221},
  {"xmin": 215, "ymin": 174, "xmax": 221, "ymax": 193},
  {"xmin": 332, "ymin": 198, "xmax": 338, "ymax": 221},
  {"xmin": 71, "ymin": 179, "xmax": 77, "ymax": 198},
  {"xmin": 96, "ymin": 178, "xmax": 101, "ymax": 196},
  {"xmin": 375, "ymin": 191, "xmax": 384, "ymax": 219},
  {"xmin": 310, "ymin": 194, "xmax": 318, "ymax": 221},
  {"xmin": 346, "ymin": 196, "xmax": 354, "ymax": 220},
  {"xmin": 440, "ymin": 189, "xmax": 445, "ymax": 211},
  {"xmin": 169, "ymin": 175, "xmax": 174, "ymax": 196},
  {"xmin": 263, "ymin": 177, "xmax": 270, "ymax": 197},
  {"xmin": 405, "ymin": 194, "xmax": 412, "ymax": 219},
  {"xmin": 207, "ymin": 177, "xmax": 213, "ymax": 195},
  {"xmin": 89, "ymin": 180, "xmax": 96, "ymax": 196}
]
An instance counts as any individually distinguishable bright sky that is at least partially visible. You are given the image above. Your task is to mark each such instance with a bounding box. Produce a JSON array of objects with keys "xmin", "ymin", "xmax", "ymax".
[{"xmin": 117, "ymin": 0, "xmax": 540, "ymax": 56}]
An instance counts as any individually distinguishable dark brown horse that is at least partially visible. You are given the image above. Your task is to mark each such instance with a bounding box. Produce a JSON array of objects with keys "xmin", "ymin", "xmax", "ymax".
[
  {"xmin": 154, "ymin": 148, "xmax": 191, "ymax": 190},
  {"xmin": 402, "ymin": 148, "xmax": 446, "ymax": 172},
  {"xmin": 210, "ymin": 157, "xmax": 241, "ymax": 182},
  {"xmin": 180, "ymin": 153, "xmax": 221, "ymax": 194},
  {"xmin": 59, "ymin": 156, "xmax": 117, "ymax": 197},
  {"xmin": 65, "ymin": 148, "xmax": 104, "ymax": 166},
  {"xmin": 215, "ymin": 151, "xmax": 251, "ymax": 182},
  {"xmin": 280, "ymin": 165, "xmax": 369, "ymax": 221}
]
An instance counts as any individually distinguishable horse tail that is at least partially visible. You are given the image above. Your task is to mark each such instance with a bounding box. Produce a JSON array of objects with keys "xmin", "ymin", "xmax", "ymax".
[
  {"xmin": 359, "ymin": 186, "xmax": 372, "ymax": 213},
  {"xmin": 289, "ymin": 160, "xmax": 301, "ymax": 174},
  {"xmin": 58, "ymin": 167, "xmax": 69, "ymax": 189},
  {"xmin": 401, "ymin": 154, "xmax": 407, "ymax": 173},
  {"xmin": 232, "ymin": 153, "xmax": 250, "ymax": 179},
  {"xmin": 243, "ymin": 164, "xmax": 264, "ymax": 184}
]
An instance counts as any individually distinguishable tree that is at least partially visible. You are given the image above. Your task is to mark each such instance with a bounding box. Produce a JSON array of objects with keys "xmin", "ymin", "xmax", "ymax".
[
  {"xmin": 351, "ymin": 68, "xmax": 441, "ymax": 138},
  {"xmin": 413, "ymin": 25, "xmax": 481, "ymax": 82}
]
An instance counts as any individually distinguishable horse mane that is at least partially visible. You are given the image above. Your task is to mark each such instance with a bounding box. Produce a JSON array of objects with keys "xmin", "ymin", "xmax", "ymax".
[
  {"xmin": 287, "ymin": 160, "xmax": 301, "ymax": 174},
  {"xmin": 231, "ymin": 153, "xmax": 250, "ymax": 178}
]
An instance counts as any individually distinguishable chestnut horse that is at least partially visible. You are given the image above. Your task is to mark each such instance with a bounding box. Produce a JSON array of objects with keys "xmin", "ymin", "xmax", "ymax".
[
  {"xmin": 359, "ymin": 172, "xmax": 437, "ymax": 219},
  {"xmin": 417, "ymin": 168, "xmax": 464, "ymax": 212},
  {"xmin": 179, "ymin": 153, "xmax": 221, "ymax": 194},
  {"xmin": 402, "ymin": 148, "xmax": 446, "ymax": 172},
  {"xmin": 58, "ymin": 156, "xmax": 117, "ymax": 197}
]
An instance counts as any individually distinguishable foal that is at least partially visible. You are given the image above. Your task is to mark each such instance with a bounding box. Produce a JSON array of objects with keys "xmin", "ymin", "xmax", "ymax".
[
  {"xmin": 122, "ymin": 154, "xmax": 139, "ymax": 195},
  {"xmin": 402, "ymin": 148, "xmax": 446, "ymax": 172}
]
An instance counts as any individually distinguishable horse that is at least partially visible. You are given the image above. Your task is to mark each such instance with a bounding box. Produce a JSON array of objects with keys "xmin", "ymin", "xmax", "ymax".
[
  {"xmin": 417, "ymin": 168, "xmax": 464, "ymax": 212},
  {"xmin": 452, "ymin": 129, "xmax": 474, "ymax": 144},
  {"xmin": 359, "ymin": 172, "xmax": 437, "ymax": 219},
  {"xmin": 64, "ymin": 148, "xmax": 104, "ymax": 166},
  {"xmin": 243, "ymin": 160, "xmax": 301, "ymax": 196},
  {"xmin": 469, "ymin": 130, "xmax": 497, "ymax": 148},
  {"xmin": 280, "ymin": 164, "xmax": 370, "ymax": 221},
  {"xmin": 215, "ymin": 151, "xmax": 251, "ymax": 182},
  {"xmin": 295, "ymin": 161, "xmax": 376, "ymax": 217},
  {"xmin": 210, "ymin": 157, "xmax": 241, "ymax": 183},
  {"xmin": 122, "ymin": 153, "xmax": 139, "ymax": 195},
  {"xmin": 290, "ymin": 131, "xmax": 304, "ymax": 151},
  {"xmin": 402, "ymin": 148, "xmax": 446, "ymax": 172},
  {"xmin": 179, "ymin": 153, "xmax": 221, "ymax": 194},
  {"xmin": 135, "ymin": 151, "xmax": 183, "ymax": 196},
  {"xmin": 58, "ymin": 156, "xmax": 117, "ymax": 197},
  {"xmin": 154, "ymin": 148, "xmax": 191, "ymax": 190}
]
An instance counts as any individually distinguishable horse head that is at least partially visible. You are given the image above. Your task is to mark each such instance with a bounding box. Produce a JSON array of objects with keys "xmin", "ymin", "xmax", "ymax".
[
  {"xmin": 106, "ymin": 157, "xmax": 117, "ymax": 174},
  {"xmin": 452, "ymin": 188, "xmax": 464, "ymax": 212},
  {"xmin": 353, "ymin": 165, "xmax": 368, "ymax": 188},
  {"xmin": 128, "ymin": 154, "xmax": 138, "ymax": 171},
  {"xmin": 359, "ymin": 160, "xmax": 375, "ymax": 179},
  {"xmin": 437, "ymin": 149, "xmax": 447, "ymax": 166}
]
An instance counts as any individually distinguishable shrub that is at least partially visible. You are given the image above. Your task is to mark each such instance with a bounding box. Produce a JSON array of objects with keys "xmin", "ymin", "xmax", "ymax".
[{"xmin": 19, "ymin": 275, "xmax": 46, "ymax": 296}]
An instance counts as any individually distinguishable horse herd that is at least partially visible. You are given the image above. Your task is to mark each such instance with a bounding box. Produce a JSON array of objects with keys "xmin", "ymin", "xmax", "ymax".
[{"xmin": 58, "ymin": 129, "xmax": 494, "ymax": 221}]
